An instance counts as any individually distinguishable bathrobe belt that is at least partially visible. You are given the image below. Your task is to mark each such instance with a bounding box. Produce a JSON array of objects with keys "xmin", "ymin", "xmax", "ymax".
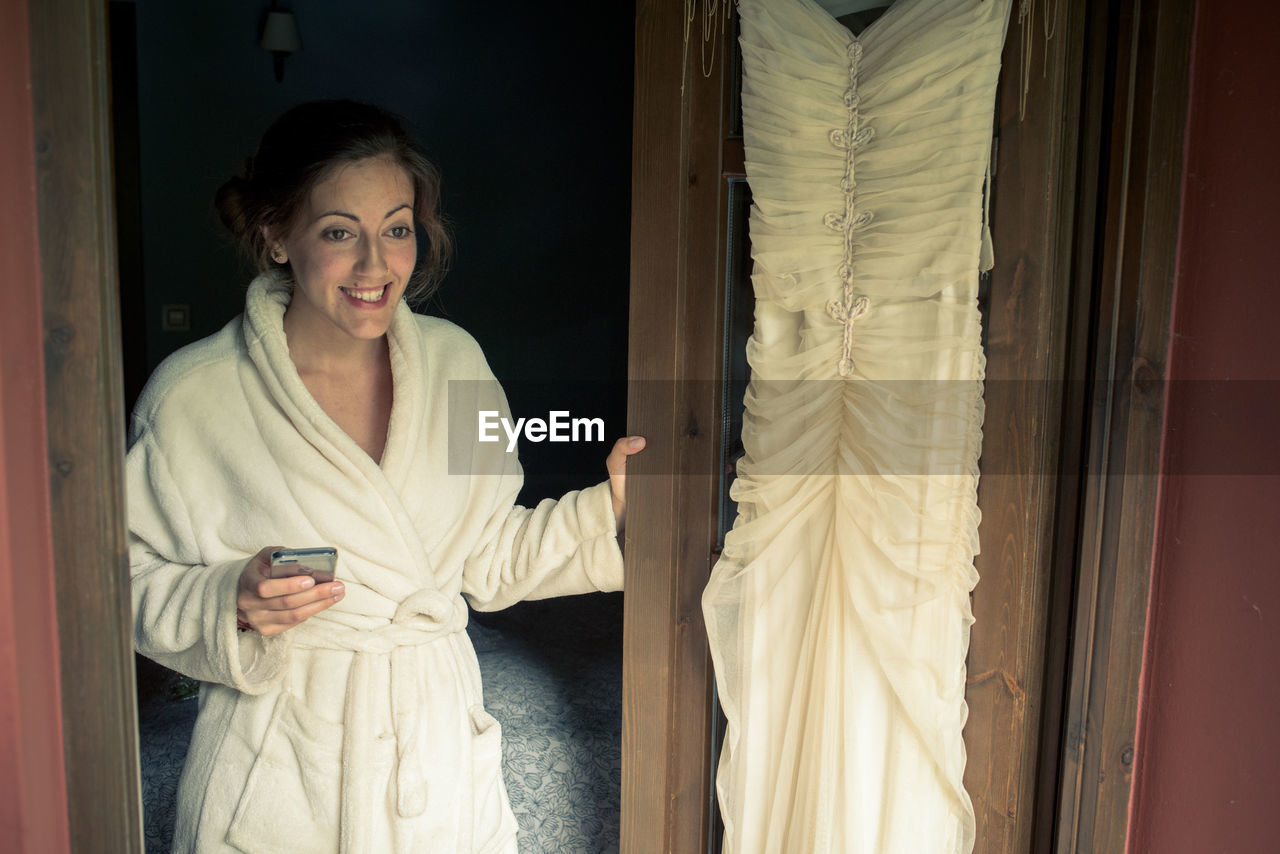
[{"xmin": 291, "ymin": 587, "xmax": 469, "ymax": 854}]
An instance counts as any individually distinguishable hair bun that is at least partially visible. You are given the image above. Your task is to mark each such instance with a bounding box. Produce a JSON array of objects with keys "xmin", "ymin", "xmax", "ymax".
[
  {"xmin": 212, "ymin": 100, "xmax": 452, "ymax": 295},
  {"xmin": 214, "ymin": 175, "xmax": 253, "ymax": 240}
]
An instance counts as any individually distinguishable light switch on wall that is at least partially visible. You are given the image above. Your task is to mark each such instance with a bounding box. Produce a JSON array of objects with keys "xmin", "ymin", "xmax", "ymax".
[{"xmin": 161, "ymin": 304, "xmax": 190, "ymax": 331}]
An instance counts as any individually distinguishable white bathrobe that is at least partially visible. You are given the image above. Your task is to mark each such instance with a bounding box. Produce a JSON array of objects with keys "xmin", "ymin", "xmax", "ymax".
[{"xmin": 128, "ymin": 274, "xmax": 624, "ymax": 853}]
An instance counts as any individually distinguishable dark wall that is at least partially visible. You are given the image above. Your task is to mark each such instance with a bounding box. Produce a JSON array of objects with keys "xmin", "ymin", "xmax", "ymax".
[
  {"xmin": 115, "ymin": 0, "xmax": 634, "ymax": 499},
  {"xmin": 1127, "ymin": 2, "xmax": 1280, "ymax": 851}
]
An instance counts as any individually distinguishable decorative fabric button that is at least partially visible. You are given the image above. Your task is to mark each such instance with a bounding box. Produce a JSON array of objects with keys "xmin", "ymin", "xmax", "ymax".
[
  {"xmin": 826, "ymin": 295, "xmax": 870, "ymax": 325},
  {"xmin": 826, "ymin": 293, "xmax": 872, "ymax": 377},
  {"xmin": 822, "ymin": 34, "xmax": 869, "ymax": 378}
]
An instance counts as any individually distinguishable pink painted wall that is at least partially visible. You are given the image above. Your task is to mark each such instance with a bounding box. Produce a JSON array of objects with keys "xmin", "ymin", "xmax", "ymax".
[
  {"xmin": 1127, "ymin": 2, "xmax": 1280, "ymax": 852},
  {"xmin": 0, "ymin": 2, "xmax": 71, "ymax": 852}
]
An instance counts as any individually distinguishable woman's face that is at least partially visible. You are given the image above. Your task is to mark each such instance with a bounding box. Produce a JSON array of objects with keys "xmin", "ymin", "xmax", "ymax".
[{"xmin": 274, "ymin": 156, "xmax": 417, "ymax": 346}]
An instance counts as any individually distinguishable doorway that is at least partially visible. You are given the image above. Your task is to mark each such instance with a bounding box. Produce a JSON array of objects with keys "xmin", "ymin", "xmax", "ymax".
[{"xmin": 30, "ymin": 0, "xmax": 1190, "ymax": 852}]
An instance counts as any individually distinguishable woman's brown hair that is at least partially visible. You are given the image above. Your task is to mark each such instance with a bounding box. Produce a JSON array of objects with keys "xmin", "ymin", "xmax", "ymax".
[{"xmin": 214, "ymin": 100, "xmax": 452, "ymax": 305}]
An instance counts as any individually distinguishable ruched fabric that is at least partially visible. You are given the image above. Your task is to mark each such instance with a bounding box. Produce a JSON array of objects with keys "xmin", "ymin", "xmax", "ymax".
[{"xmin": 702, "ymin": 1, "xmax": 1012, "ymax": 851}]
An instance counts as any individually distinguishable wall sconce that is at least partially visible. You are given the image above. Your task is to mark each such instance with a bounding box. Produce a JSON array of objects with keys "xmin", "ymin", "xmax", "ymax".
[{"xmin": 260, "ymin": 9, "xmax": 302, "ymax": 83}]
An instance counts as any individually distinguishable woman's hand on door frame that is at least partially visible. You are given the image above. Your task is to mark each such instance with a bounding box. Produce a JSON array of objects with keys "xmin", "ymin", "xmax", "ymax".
[{"xmin": 606, "ymin": 435, "xmax": 646, "ymax": 535}]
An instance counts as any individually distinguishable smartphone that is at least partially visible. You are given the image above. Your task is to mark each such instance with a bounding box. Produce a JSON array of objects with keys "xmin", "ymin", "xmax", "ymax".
[{"xmin": 269, "ymin": 547, "xmax": 338, "ymax": 584}]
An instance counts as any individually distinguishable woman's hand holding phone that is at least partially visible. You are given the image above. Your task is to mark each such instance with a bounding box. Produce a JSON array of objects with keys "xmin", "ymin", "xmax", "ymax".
[{"xmin": 235, "ymin": 546, "xmax": 345, "ymax": 636}]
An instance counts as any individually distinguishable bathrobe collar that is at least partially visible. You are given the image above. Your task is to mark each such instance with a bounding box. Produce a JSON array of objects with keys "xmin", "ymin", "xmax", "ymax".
[
  {"xmin": 240, "ymin": 272, "xmax": 424, "ymax": 487},
  {"xmin": 240, "ymin": 272, "xmax": 440, "ymax": 603}
]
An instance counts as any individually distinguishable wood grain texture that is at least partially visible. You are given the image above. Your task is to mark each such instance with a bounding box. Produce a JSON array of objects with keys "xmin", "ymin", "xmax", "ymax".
[
  {"xmin": 1055, "ymin": 1, "xmax": 1193, "ymax": 851},
  {"xmin": 668, "ymin": 10, "xmax": 735, "ymax": 844},
  {"xmin": 0, "ymin": 2, "xmax": 72, "ymax": 850},
  {"xmin": 29, "ymin": 0, "xmax": 142, "ymax": 851},
  {"xmin": 621, "ymin": 4, "xmax": 682, "ymax": 846},
  {"xmin": 963, "ymin": 2, "xmax": 1085, "ymax": 851},
  {"xmin": 622, "ymin": 2, "xmax": 735, "ymax": 851}
]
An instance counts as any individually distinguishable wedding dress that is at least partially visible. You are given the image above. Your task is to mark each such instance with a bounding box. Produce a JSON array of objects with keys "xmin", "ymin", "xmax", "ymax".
[{"xmin": 702, "ymin": 0, "xmax": 1012, "ymax": 850}]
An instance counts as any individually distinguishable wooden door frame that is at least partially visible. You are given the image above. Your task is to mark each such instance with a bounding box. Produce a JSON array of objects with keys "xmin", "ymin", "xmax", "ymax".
[
  {"xmin": 1050, "ymin": 1, "xmax": 1194, "ymax": 850},
  {"xmin": 28, "ymin": 0, "xmax": 1192, "ymax": 852},
  {"xmin": 621, "ymin": 2, "xmax": 732, "ymax": 850},
  {"xmin": 29, "ymin": 0, "xmax": 142, "ymax": 852},
  {"xmin": 968, "ymin": 2, "xmax": 1193, "ymax": 851},
  {"xmin": 621, "ymin": 1, "xmax": 1194, "ymax": 853},
  {"xmin": 962, "ymin": 2, "xmax": 1092, "ymax": 845},
  {"xmin": 2, "ymin": 1, "xmax": 73, "ymax": 850}
]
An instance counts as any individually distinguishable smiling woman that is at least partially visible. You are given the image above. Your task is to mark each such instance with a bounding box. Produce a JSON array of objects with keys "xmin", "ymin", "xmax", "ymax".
[
  {"xmin": 214, "ymin": 101, "xmax": 451, "ymax": 306},
  {"xmin": 212, "ymin": 103, "xmax": 454, "ymax": 465},
  {"xmin": 126, "ymin": 100, "xmax": 644, "ymax": 853},
  {"xmin": 271, "ymin": 155, "xmax": 419, "ymax": 462},
  {"xmin": 272, "ymin": 158, "xmax": 419, "ymax": 341}
]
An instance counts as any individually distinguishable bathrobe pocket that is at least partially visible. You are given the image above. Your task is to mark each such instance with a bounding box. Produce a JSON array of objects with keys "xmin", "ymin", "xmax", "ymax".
[
  {"xmin": 225, "ymin": 693, "xmax": 343, "ymax": 853},
  {"xmin": 470, "ymin": 705, "xmax": 518, "ymax": 853}
]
